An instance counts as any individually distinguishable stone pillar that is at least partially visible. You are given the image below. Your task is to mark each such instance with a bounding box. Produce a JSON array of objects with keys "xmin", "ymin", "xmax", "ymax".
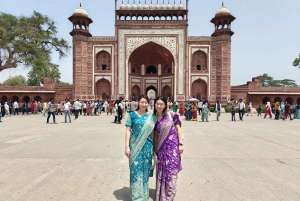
[
  {"xmin": 129, "ymin": 62, "xmax": 131, "ymax": 74},
  {"xmin": 158, "ymin": 64, "xmax": 161, "ymax": 75},
  {"xmin": 141, "ymin": 64, "xmax": 145, "ymax": 75},
  {"xmin": 172, "ymin": 62, "xmax": 174, "ymax": 74}
]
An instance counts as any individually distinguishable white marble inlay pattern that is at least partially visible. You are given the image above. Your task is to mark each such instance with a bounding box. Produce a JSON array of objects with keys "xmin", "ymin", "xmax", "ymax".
[
  {"xmin": 95, "ymin": 47, "xmax": 112, "ymax": 55},
  {"xmin": 145, "ymin": 80, "xmax": 158, "ymax": 83},
  {"xmin": 191, "ymin": 76, "xmax": 208, "ymax": 83},
  {"xmin": 132, "ymin": 79, "xmax": 141, "ymax": 82},
  {"xmin": 162, "ymin": 79, "xmax": 172, "ymax": 83},
  {"xmin": 95, "ymin": 76, "xmax": 111, "ymax": 83},
  {"xmin": 191, "ymin": 47, "xmax": 208, "ymax": 55},
  {"xmin": 118, "ymin": 29, "xmax": 184, "ymax": 94}
]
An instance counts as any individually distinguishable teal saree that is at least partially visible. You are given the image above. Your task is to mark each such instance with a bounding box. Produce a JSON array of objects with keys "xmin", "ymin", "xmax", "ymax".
[{"xmin": 125, "ymin": 112, "xmax": 157, "ymax": 201}]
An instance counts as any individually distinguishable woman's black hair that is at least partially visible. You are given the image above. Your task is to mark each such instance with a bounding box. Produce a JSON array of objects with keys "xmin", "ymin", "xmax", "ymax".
[
  {"xmin": 136, "ymin": 94, "xmax": 149, "ymax": 112},
  {"xmin": 153, "ymin": 96, "xmax": 168, "ymax": 116}
]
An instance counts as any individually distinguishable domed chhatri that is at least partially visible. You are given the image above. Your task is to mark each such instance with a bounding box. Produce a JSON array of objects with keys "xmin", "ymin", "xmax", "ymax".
[
  {"xmin": 120, "ymin": 0, "xmax": 126, "ymax": 9},
  {"xmin": 166, "ymin": 0, "xmax": 172, "ymax": 10},
  {"xmin": 155, "ymin": 0, "xmax": 161, "ymax": 9},
  {"xmin": 126, "ymin": 0, "xmax": 132, "ymax": 9},
  {"xmin": 137, "ymin": 0, "xmax": 143, "ymax": 9},
  {"xmin": 216, "ymin": 2, "xmax": 231, "ymax": 15},
  {"xmin": 132, "ymin": 0, "xmax": 137, "ymax": 9},
  {"xmin": 143, "ymin": 0, "xmax": 149, "ymax": 9},
  {"xmin": 178, "ymin": 0, "xmax": 184, "ymax": 10},
  {"xmin": 149, "ymin": 0, "xmax": 154, "ymax": 10},
  {"xmin": 172, "ymin": 0, "xmax": 178, "ymax": 10},
  {"xmin": 73, "ymin": 3, "xmax": 88, "ymax": 17}
]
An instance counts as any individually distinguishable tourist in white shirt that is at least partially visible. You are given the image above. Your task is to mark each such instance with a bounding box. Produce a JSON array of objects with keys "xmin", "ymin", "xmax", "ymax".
[
  {"xmin": 13, "ymin": 101, "xmax": 19, "ymax": 115},
  {"xmin": 64, "ymin": 99, "xmax": 71, "ymax": 123},
  {"xmin": 198, "ymin": 100, "xmax": 203, "ymax": 115},
  {"xmin": 74, "ymin": 99, "xmax": 81, "ymax": 120}
]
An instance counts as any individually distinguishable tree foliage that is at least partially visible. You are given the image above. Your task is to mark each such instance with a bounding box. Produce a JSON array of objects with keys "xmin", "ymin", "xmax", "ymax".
[
  {"xmin": 27, "ymin": 59, "xmax": 61, "ymax": 86},
  {"xmin": 0, "ymin": 11, "xmax": 70, "ymax": 72},
  {"xmin": 257, "ymin": 74, "xmax": 298, "ymax": 87},
  {"xmin": 293, "ymin": 53, "xmax": 300, "ymax": 68},
  {"xmin": 2, "ymin": 75, "xmax": 27, "ymax": 86}
]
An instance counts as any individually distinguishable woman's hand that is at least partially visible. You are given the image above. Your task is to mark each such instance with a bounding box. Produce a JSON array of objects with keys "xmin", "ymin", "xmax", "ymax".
[
  {"xmin": 178, "ymin": 145, "xmax": 184, "ymax": 154},
  {"xmin": 125, "ymin": 147, "xmax": 130, "ymax": 158}
]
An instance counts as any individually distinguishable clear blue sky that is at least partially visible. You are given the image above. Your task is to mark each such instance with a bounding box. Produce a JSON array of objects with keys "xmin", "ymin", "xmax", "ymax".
[{"xmin": 1, "ymin": 0, "xmax": 299, "ymax": 85}]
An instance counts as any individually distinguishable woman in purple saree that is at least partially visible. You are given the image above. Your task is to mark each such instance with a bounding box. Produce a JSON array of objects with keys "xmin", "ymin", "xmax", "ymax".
[{"xmin": 154, "ymin": 96, "xmax": 184, "ymax": 201}]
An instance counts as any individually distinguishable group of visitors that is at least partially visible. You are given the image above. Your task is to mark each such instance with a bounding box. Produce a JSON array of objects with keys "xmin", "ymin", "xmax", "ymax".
[{"xmin": 125, "ymin": 95, "xmax": 183, "ymax": 201}]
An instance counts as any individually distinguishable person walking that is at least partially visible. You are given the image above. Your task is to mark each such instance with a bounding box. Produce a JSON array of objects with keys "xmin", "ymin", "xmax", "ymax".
[
  {"xmin": 7, "ymin": 99, "xmax": 12, "ymax": 116},
  {"xmin": 179, "ymin": 102, "xmax": 185, "ymax": 116},
  {"xmin": 201, "ymin": 100, "xmax": 209, "ymax": 122},
  {"xmin": 124, "ymin": 95, "xmax": 157, "ymax": 201},
  {"xmin": 90, "ymin": 101, "xmax": 94, "ymax": 116},
  {"xmin": 0, "ymin": 102, "xmax": 2, "ymax": 122},
  {"xmin": 246, "ymin": 102, "xmax": 253, "ymax": 116},
  {"xmin": 153, "ymin": 96, "xmax": 183, "ymax": 201},
  {"xmin": 42, "ymin": 100, "xmax": 48, "ymax": 117},
  {"xmin": 130, "ymin": 99, "xmax": 137, "ymax": 112},
  {"xmin": 4, "ymin": 102, "xmax": 9, "ymax": 116},
  {"xmin": 172, "ymin": 101, "xmax": 178, "ymax": 113},
  {"xmin": 74, "ymin": 99, "xmax": 80, "ymax": 120},
  {"xmin": 184, "ymin": 101, "xmax": 192, "ymax": 121},
  {"xmin": 191, "ymin": 102, "xmax": 198, "ymax": 121},
  {"xmin": 215, "ymin": 100, "xmax": 221, "ymax": 121},
  {"xmin": 57, "ymin": 102, "xmax": 63, "ymax": 115},
  {"xmin": 283, "ymin": 101, "xmax": 293, "ymax": 121},
  {"xmin": 274, "ymin": 100, "xmax": 280, "ymax": 120},
  {"xmin": 231, "ymin": 105, "xmax": 236, "ymax": 121},
  {"xmin": 264, "ymin": 102, "xmax": 272, "ymax": 119},
  {"xmin": 237, "ymin": 99, "xmax": 245, "ymax": 121},
  {"xmin": 22, "ymin": 102, "xmax": 28, "ymax": 115},
  {"xmin": 113, "ymin": 100, "xmax": 119, "ymax": 123},
  {"xmin": 294, "ymin": 101, "xmax": 300, "ymax": 119},
  {"xmin": 13, "ymin": 100, "xmax": 19, "ymax": 115},
  {"xmin": 118, "ymin": 99, "xmax": 124, "ymax": 124},
  {"xmin": 64, "ymin": 99, "xmax": 71, "ymax": 123},
  {"xmin": 257, "ymin": 105, "xmax": 262, "ymax": 116},
  {"xmin": 46, "ymin": 98, "xmax": 57, "ymax": 124},
  {"xmin": 198, "ymin": 100, "xmax": 203, "ymax": 115}
]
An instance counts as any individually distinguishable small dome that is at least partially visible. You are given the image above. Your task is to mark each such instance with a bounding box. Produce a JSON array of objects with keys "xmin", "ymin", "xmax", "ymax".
[
  {"xmin": 178, "ymin": 4, "xmax": 184, "ymax": 10},
  {"xmin": 216, "ymin": 6, "xmax": 231, "ymax": 15},
  {"xmin": 137, "ymin": 3, "xmax": 143, "ymax": 9},
  {"xmin": 172, "ymin": 4, "xmax": 178, "ymax": 10},
  {"xmin": 120, "ymin": 3, "xmax": 126, "ymax": 9},
  {"xmin": 126, "ymin": 3, "xmax": 131, "ymax": 9},
  {"xmin": 149, "ymin": 3, "xmax": 154, "ymax": 10},
  {"xmin": 73, "ymin": 7, "xmax": 88, "ymax": 17},
  {"xmin": 143, "ymin": 4, "xmax": 149, "ymax": 9},
  {"xmin": 167, "ymin": 3, "xmax": 172, "ymax": 10},
  {"xmin": 155, "ymin": 4, "xmax": 161, "ymax": 9},
  {"xmin": 161, "ymin": 4, "xmax": 166, "ymax": 10},
  {"xmin": 132, "ymin": 4, "xmax": 137, "ymax": 9}
]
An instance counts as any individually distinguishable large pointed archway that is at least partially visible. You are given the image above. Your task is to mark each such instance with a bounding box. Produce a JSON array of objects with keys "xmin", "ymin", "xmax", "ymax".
[
  {"xmin": 191, "ymin": 79, "xmax": 208, "ymax": 100},
  {"xmin": 128, "ymin": 42, "xmax": 175, "ymax": 100},
  {"xmin": 95, "ymin": 79, "xmax": 111, "ymax": 100}
]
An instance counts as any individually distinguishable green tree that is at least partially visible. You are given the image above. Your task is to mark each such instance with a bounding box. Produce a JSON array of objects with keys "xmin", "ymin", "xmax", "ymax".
[
  {"xmin": 58, "ymin": 81, "xmax": 71, "ymax": 85},
  {"xmin": 27, "ymin": 59, "xmax": 61, "ymax": 86},
  {"xmin": 257, "ymin": 73, "xmax": 274, "ymax": 87},
  {"xmin": 0, "ymin": 11, "xmax": 70, "ymax": 72},
  {"xmin": 2, "ymin": 75, "xmax": 27, "ymax": 86},
  {"xmin": 276, "ymin": 79, "xmax": 298, "ymax": 87},
  {"xmin": 293, "ymin": 54, "xmax": 300, "ymax": 68}
]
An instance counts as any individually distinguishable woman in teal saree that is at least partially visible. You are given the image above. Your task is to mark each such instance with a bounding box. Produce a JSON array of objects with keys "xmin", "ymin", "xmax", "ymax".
[{"xmin": 125, "ymin": 95, "xmax": 157, "ymax": 201}]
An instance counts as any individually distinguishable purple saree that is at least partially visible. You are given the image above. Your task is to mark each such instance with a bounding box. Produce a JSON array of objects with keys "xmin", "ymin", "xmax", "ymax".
[{"xmin": 155, "ymin": 112, "xmax": 182, "ymax": 201}]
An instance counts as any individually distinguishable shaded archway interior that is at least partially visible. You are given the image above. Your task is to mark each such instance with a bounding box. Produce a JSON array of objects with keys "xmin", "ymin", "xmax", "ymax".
[
  {"xmin": 95, "ymin": 79, "xmax": 111, "ymax": 100},
  {"xmin": 129, "ymin": 42, "xmax": 174, "ymax": 76},
  {"xmin": 191, "ymin": 79, "xmax": 208, "ymax": 100}
]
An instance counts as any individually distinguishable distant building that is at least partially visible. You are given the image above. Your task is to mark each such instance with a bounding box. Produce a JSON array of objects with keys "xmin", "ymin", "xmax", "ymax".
[{"xmin": 1, "ymin": 1, "xmax": 299, "ymax": 107}]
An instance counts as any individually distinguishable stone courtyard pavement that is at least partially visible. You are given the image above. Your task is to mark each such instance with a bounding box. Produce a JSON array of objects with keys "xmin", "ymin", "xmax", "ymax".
[{"xmin": 0, "ymin": 112, "xmax": 299, "ymax": 201}]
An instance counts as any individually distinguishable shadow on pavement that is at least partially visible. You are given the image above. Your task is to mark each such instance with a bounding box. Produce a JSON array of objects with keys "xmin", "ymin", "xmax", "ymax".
[{"xmin": 113, "ymin": 187, "xmax": 155, "ymax": 201}]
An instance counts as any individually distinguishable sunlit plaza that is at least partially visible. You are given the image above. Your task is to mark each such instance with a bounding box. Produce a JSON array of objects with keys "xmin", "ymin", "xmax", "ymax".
[{"xmin": 0, "ymin": 113, "xmax": 299, "ymax": 200}]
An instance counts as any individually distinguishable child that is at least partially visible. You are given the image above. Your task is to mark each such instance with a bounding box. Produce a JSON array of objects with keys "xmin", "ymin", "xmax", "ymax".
[
  {"xmin": 231, "ymin": 105, "xmax": 236, "ymax": 121},
  {"xmin": 257, "ymin": 105, "xmax": 262, "ymax": 116}
]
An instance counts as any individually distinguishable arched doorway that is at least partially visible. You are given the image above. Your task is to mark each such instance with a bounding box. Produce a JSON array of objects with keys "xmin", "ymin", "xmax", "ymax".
[
  {"xmin": 128, "ymin": 42, "xmax": 175, "ymax": 98},
  {"xmin": 162, "ymin": 85, "xmax": 171, "ymax": 100},
  {"xmin": 12, "ymin": 96, "xmax": 19, "ymax": 102},
  {"xmin": 34, "ymin": 96, "xmax": 41, "ymax": 102},
  {"xmin": 1, "ymin": 96, "xmax": 7, "ymax": 102},
  {"xmin": 286, "ymin": 97, "xmax": 293, "ymax": 104},
  {"xmin": 262, "ymin": 97, "xmax": 270, "ymax": 104},
  {"xmin": 23, "ymin": 96, "xmax": 30, "ymax": 103},
  {"xmin": 95, "ymin": 79, "xmax": 111, "ymax": 100},
  {"xmin": 146, "ymin": 86, "xmax": 156, "ymax": 99},
  {"xmin": 131, "ymin": 85, "xmax": 141, "ymax": 101},
  {"xmin": 297, "ymin": 97, "xmax": 300, "ymax": 103},
  {"xmin": 274, "ymin": 97, "xmax": 282, "ymax": 103},
  {"xmin": 191, "ymin": 79, "xmax": 208, "ymax": 100}
]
